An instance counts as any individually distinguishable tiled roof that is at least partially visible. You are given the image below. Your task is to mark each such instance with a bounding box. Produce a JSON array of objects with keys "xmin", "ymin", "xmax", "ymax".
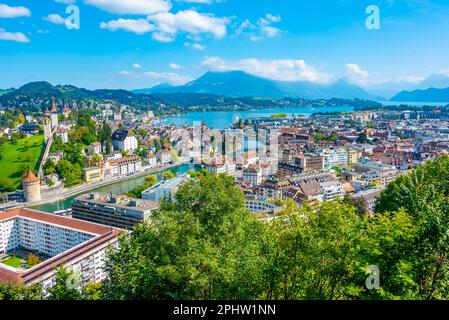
[
  {"xmin": 0, "ymin": 208, "xmax": 113, "ymax": 235},
  {"xmin": 0, "ymin": 208, "xmax": 123, "ymax": 284},
  {"xmin": 22, "ymin": 171, "xmax": 39, "ymax": 183}
]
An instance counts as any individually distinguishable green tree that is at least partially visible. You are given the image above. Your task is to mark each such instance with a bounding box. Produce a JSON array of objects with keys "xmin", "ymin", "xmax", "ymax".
[
  {"xmin": 163, "ymin": 171, "xmax": 175, "ymax": 180},
  {"xmin": 145, "ymin": 175, "xmax": 157, "ymax": 186},
  {"xmin": 102, "ymin": 173, "xmax": 265, "ymax": 300},
  {"xmin": 262, "ymin": 201, "xmax": 365, "ymax": 300},
  {"xmin": 47, "ymin": 268, "xmax": 82, "ymax": 300},
  {"xmin": 0, "ymin": 283, "xmax": 42, "ymax": 300},
  {"xmin": 43, "ymin": 158, "xmax": 55, "ymax": 175},
  {"xmin": 56, "ymin": 160, "xmax": 82, "ymax": 187},
  {"xmin": 356, "ymin": 131, "xmax": 369, "ymax": 144},
  {"xmin": 343, "ymin": 194, "xmax": 369, "ymax": 218},
  {"xmin": 98, "ymin": 120, "xmax": 112, "ymax": 146},
  {"xmin": 375, "ymin": 156, "xmax": 449, "ymax": 299}
]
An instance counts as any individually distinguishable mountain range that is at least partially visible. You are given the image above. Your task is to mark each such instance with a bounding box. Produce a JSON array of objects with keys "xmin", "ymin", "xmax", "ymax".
[
  {"xmin": 391, "ymin": 87, "xmax": 449, "ymax": 102},
  {"xmin": 133, "ymin": 71, "xmax": 383, "ymax": 100},
  {"xmin": 0, "ymin": 81, "xmax": 382, "ymax": 115},
  {"xmin": 3, "ymin": 72, "xmax": 449, "ymax": 114},
  {"xmin": 134, "ymin": 71, "xmax": 449, "ymax": 103}
]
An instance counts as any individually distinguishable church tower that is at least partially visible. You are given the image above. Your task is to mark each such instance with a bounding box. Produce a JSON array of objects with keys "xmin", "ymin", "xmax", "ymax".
[
  {"xmin": 50, "ymin": 97, "xmax": 59, "ymax": 130},
  {"xmin": 22, "ymin": 171, "xmax": 41, "ymax": 203},
  {"xmin": 62, "ymin": 104, "xmax": 71, "ymax": 119},
  {"xmin": 43, "ymin": 110, "xmax": 52, "ymax": 142}
]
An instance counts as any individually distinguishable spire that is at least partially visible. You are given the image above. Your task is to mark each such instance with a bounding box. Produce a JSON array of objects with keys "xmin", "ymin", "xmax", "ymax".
[
  {"xmin": 51, "ymin": 97, "xmax": 58, "ymax": 113},
  {"xmin": 22, "ymin": 170, "xmax": 39, "ymax": 183}
]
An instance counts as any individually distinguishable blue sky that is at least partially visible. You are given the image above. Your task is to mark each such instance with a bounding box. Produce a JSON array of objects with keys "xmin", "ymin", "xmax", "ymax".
[{"xmin": 1, "ymin": 0, "xmax": 449, "ymax": 93}]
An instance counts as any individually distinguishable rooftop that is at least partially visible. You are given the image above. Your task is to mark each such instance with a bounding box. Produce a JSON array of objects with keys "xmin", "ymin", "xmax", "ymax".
[
  {"xmin": 75, "ymin": 193, "xmax": 159, "ymax": 212},
  {"xmin": 0, "ymin": 208, "xmax": 122, "ymax": 284},
  {"xmin": 22, "ymin": 171, "xmax": 39, "ymax": 183}
]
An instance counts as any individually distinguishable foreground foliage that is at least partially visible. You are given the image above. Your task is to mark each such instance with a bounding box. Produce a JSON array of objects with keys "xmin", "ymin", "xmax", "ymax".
[{"xmin": 2, "ymin": 157, "xmax": 449, "ymax": 300}]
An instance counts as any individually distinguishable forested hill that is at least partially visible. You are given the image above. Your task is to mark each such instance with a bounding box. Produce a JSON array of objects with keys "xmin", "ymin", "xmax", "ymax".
[{"xmin": 0, "ymin": 81, "xmax": 382, "ymax": 115}]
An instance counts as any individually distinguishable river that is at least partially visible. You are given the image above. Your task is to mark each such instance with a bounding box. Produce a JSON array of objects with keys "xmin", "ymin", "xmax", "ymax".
[{"xmin": 32, "ymin": 163, "xmax": 195, "ymax": 213}]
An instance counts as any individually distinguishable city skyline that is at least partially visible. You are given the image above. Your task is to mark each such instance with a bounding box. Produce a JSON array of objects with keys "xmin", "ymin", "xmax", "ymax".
[{"xmin": 1, "ymin": 0, "xmax": 449, "ymax": 92}]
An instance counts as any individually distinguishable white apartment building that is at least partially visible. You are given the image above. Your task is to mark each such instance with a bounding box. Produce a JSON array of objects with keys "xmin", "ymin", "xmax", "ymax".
[
  {"xmin": 112, "ymin": 129, "xmax": 138, "ymax": 152},
  {"xmin": 142, "ymin": 174, "xmax": 190, "ymax": 202},
  {"xmin": 145, "ymin": 153, "xmax": 157, "ymax": 168},
  {"xmin": 55, "ymin": 128, "xmax": 69, "ymax": 144},
  {"xmin": 88, "ymin": 142, "xmax": 102, "ymax": 155},
  {"xmin": 156, "ymin": 149, "xmax": 172, "ymax": 165},
  {"xmin": 243, "ymin": 164, "xmax": 263, "ymax": 187},
  {"xmin": 0, "ymin": 208, "xmax": 122, "ymax": 296},
  {"xmin": 205, "ymin": 162, "xmax": 236, "ymax": 175},
  {"xmin": 245, "ymin": 200, "xmax": 283, "ymax": 214},
  {"xmin": 106, "ymin": 156, "xmax": 142, "ymax": 179},
  {"xmin": 319, "ymin": 148, "xmax": 349, "ymax": 170},
  {"xmin": 319, "ymin": 180, "xmax": 346, "ymax": 201}
]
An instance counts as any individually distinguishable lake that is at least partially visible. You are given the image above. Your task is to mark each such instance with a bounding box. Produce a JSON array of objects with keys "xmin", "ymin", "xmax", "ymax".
[
  {"xmin": 155, "ymin": 106, "xmax": 355, "ymax": 129},
  {"xmin": 32, "ymin": 163, "xmax": 195, "ymax": 213}
]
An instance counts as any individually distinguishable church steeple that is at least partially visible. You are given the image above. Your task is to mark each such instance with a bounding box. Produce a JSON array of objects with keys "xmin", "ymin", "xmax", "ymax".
[
  {"xmin": 49, "ymin": 97, "xmax": 59, "ymax": 130},
  {"xmin": 51, "ymin": 97, "xmax": 58, "ymax": 113}
]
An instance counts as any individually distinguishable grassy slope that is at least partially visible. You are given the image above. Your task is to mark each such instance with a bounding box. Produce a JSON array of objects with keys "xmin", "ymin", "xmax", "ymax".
[{"xmin": 0, "ymin": 134, "xmax": 45, "ymax": 190}]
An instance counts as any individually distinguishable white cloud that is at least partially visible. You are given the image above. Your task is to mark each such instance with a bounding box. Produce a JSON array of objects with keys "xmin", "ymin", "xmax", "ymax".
[
  {"xmin": 184, "ymin": 42, "xmax": 206, "ymax": 50},
  {"xmin": 132, "ymin": 63, "xmax": 141, "ymax": 69},
  {"xmin": 0, "ymin": 28, "xmax": 30, "ymax": 43},
  {"xmin": 100, "ymin": 18, "xmax": 154, "ymax": 34},
  {"xmin": 249, "ymin": 35, "xmax": 262, "ymax": 42},
  {"xmin": 99, "ymin": 9, "xmax": 229, "ymax": 42},
  {"xmin": 344, "ymin": 63, "xmax": 424, "ymax": 88},
  {"xmin": 152, "ymin": 32, "xmax": 174, "ymax": 42},
  {"xmin": 84, "ymin": 0, "xmax": 171, "ymax": 15},
  {"xmin": 147, "ymin": 10, "xmax": 229, "ymax": 42},
  {"xmin": 394, "ymin": 75, "xmax": 425, "ymax": 84},
  {"xmin": 54, "ymin": 0, "xmax": 77, "ymax": 4},
  {"xmin": 118, "ymin": 69, "xmax": 193, "ymax": 85},
  {"xmin": 119, "ymin": 70, "xmax": 133, "ymax": 76},
  {"xmin": 169, "ymin": 63, "xmax": 183, "ymax": 70},
  {"xmin": 202, "ymin": 56, "xmax": 333, "ymax": 83},
  {"xmin": 234, "ymin": 19, "xmax": 253, "ymax": 36},
  {"xmin": 0, "ymin": 4, "xmax": 31, "ymax": 18},
  {"xmin": 43, "ymin": 14, "xmax": 66, "ymax": 25},
  {"xmin": 143, "ymin": 71, "xmax": 193, "ymax": 85},
  {"xmin": 234, "ymin": 13, "xmax": 282, "ymax": 41},
  {"xmin": 265, "ymin": 13, "xmax": 281, "ymax": 23},
  {"xmin": 344, "ymin": 63, "xmax": 370, "ymax": 86},
  {"xmin": 176, "ymin": 0, "xmax": 212, "ymax": 3},
  {"xmin": 261, "ymin": 25, "xmax": 281, "ymax": 38},
  {"xmin": 175, "ymin": 0, "xmax": 227, "ymax": 3}
]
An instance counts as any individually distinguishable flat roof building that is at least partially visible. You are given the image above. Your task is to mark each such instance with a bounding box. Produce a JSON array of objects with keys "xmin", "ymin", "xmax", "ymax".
[
  {"xmin": 142, "ymin": 174, "xmax": 190, "ymax": 202},
  {"xmin": 0, "ymin": 208, "xmax": 123, "ymax": 295},
  {"xmin": 72, "ymin": 193, "xmax": 159, "ymax": 230}
]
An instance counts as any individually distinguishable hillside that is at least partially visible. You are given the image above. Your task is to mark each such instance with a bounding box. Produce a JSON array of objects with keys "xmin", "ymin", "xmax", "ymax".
[
  {"xmin": 0, "ymin": 81, "xmax": 382, "ymax": 115},
  {"xmin": 134, "ymin": 71, "xmax": 380, "ymax": 100},
  {"xmin": 0, "ymin": 134, "xmax": 45, "ymax": 191},
  {"xmin": 391, "ymin": 87, "xmax": 449, "ymax": 102}
]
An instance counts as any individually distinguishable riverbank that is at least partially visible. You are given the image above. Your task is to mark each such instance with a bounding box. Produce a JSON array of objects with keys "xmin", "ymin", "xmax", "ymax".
[
  {"xmin": 0, "ymin": 162, "xmax": 190, "ymax": 212},
  {"xmin": 30, "ymin": 163, "xmax": 195, "ymax": 213},
  {"xmin": 32, "ymin": 161, "xmax": 190, "ymax": 207}
]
